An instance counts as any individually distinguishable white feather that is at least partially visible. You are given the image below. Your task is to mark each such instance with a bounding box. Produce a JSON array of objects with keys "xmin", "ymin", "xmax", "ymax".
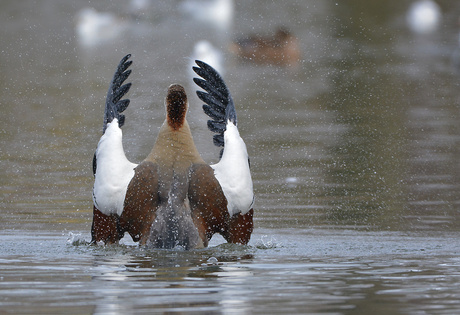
[
  {"xmin": 93, "ymin": 120, "xmax": 138, "ymax": 216},
  {"xmin": 211, "ymin": 122, "xmax": 254, "ymax": 216}
]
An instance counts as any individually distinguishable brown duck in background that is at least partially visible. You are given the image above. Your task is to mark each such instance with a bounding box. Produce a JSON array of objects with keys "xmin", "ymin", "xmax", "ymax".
[{"xmin": 230, "ymin": 27, "xmax": 301, "ymax": 67}]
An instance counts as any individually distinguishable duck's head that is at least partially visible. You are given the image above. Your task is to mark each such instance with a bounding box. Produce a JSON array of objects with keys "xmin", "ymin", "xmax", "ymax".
[{"xmin": 166, "ymin": 84, "xmax": 188, "ymax": 130}]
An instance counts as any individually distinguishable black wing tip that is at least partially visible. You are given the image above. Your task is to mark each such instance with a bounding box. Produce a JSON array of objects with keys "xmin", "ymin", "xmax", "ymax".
[
  {"xmin": 213, "ymin": 134, "xmax": 224, "ymax": 147},
  {"xmin": 193, "ymin": 59, "xmax": 217, "ymax": 76},
  {"xmin": 103, "ymin": 54, "xmax": 133, "ymax": 133},
  {"xmin": 193, "ymin": 60, "xmax": 221, "ymax": 79},
  {"xmin": 194, "ymin": 59, "xmax": 217, "ymax": 72},
  {"xmin": 192, "ymin": 77, "xmax": 202, "ymax": 86},
  {"xmin": 116, "ymin": 54, "xmax": 132, "ymax": 75},
  {"xmin": 121, "ymin": 54, "xmax": 132, "ymax": 64},
  {"xmin": 194, "ymin": 59, "xmax": 206, "ymax": 68},
  {"xmin": 114, "ymin": 54, "xmax": 133, "ymax": 88},
  {"xmin": 192, "ymin": 59, "xmax": 239, "ymax": 152}
]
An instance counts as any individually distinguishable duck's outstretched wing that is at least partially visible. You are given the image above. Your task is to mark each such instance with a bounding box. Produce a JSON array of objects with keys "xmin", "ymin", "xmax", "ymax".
[
  {"xmin": 93, "ymin": 54, "xmax": 133, "ymax": 176},
  {"xmin": 192, "ymin": 60, "xmax": 254, "ymax": 216},
  {"xmin": 92, "ymin": 54, "xmax": 137, "ymax": 218},
  {"xmin": 192, "ymin": 60, "xmax": 236, "ymax": 158},
  {"xmin": 103, "ymin": 54, "xmax": 133, "ymax": 133}
]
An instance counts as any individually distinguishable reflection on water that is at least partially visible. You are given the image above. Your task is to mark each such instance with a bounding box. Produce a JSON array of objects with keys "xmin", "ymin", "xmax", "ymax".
[
  {"xmin": 89, "ymin": 244, "xmax": 256, "ymax": 314},
  {"xmin": 1, "ymin": 0, "xmax": 460, "ymax": 313},
  {"xmin": 1, "ymin": 230, "xmax": 459, "ymax": 314}
]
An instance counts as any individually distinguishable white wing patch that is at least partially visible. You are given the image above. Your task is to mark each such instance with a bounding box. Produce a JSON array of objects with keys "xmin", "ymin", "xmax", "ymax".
[
  {"xmin": 93, "ymin": 120, "xmax": 138, "ymax": 216},
  {"xmin": 211, "ymin": 122, "xmax": 254, "ymax": 216}
]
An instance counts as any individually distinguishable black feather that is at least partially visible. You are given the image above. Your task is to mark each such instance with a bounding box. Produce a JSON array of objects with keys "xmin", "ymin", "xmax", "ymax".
[
  {"xmin": 193, "ymin": 62, "xmax": 227, "ymax": 96},
  {"xmin": 193, "ymin": 78, "xmax": 226, "ymax": 102},
  {"xmin": 92, "ymin": 153, "xmax": 97, "ymax": 176},
  {"xmin": 213, "ymin": 134, "xmax": 224, "ymax": 147},
  {"xmin": 207, "ymin": 120, "xmax": 226, "ymax": 133},
  {"xmin": 118, "ymin": 115, "xmax": 125, "ymax": 128},
  {"xmin": 193, "ymin": 60, "xmax": 239, "ymax": 160},
  {"xmin": 197, "ymin": 91, "xmax": 226, "ymax": 112},
  {"xmin": 118, "ymin": 57, "xmax": 132, "ymax": 73},
  {"xmin": 112, "ymin": 82, "xmax": 132, "ymax": 104},
  {"xmin": 203, "ymin": 104, "xmax": 224, "ymax": 121},
  {"xmin": 116, "ymin": 99, "xmax": 130, "ymax": 113},
  {"xmin": 192, "ymin": 66, "xmax": 220, "ymax": 87},
  {"xmin": 102, "ymin": 54, "xmax": 133, "ymax": 134},
  {"xmin": 112, "ymin": 69, "xmax": 131, "ymax": 90}
]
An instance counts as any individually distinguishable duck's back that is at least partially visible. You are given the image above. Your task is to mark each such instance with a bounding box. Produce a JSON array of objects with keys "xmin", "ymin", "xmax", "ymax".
[{"xmin": 120, "ymin": 85, "xmax": 217, "ymax": 249}]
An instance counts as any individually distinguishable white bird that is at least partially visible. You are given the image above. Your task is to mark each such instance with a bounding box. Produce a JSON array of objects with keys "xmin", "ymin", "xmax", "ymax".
[
  {"xmin": 91, "ymin": 55, "xmax": 254, "ymax": 249},
  {"xmin": 190, "ymin": 40, "xmax": 225, "ymax": 77},
  {"xmin": 179, "ymin": 0, "xmax": 234, "ymax": 31},
  {"xmin": 76, "ymin": 8, "xmax": 128, "ymax": 46},
  {"xmin": 130, "ymin": 0, "xmax": 150, "ymax": 13},
  {"xmin": 406, "ymin": 0, "xmax": 441, "ymax": 34}
]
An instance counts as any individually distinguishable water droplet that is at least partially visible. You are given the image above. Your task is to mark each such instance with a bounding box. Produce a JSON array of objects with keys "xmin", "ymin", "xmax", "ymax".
[{"xmin": 207, "ymin": 257, "xmax": 218, "ymax": 264}]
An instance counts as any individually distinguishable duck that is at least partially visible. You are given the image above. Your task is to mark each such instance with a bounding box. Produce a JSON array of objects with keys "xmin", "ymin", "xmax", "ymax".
[
  {"xmin": 230, "ymin": 27, "xmax": 301, "ymax": 67},
  {"xmin": 406, "ymin": 0, "xmax": 441, "ymax": 34},
  {"xmin": 178, "ymin": 0, "xmax": 234, "ymax": 31},
  {"xmin": 91, "ymin": 55, "xmax": 254, "ymax": 249}
]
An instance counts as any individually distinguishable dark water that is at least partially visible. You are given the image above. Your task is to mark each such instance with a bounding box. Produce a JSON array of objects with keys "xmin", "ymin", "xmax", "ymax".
[{"xmin": 1, "ymin": 0, "xmax": 460, "ymax": 313}]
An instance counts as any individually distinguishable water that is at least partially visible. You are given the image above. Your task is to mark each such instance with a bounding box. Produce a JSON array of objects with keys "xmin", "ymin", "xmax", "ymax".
[
  {"xmin": 1, "ymin": 0, "xmax": 460, "ymax": 313},
  {"xmin": 1, "ymin": 230, "xmax": 459, "ymax": 314}
]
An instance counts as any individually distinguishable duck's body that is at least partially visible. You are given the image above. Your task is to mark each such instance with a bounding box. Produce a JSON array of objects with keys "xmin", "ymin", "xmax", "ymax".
[
  {"xmin": 230, "ymin": 27, "xmax": 301, "ymax": 67},
  {"xmin": 91, "ymin": 56, "xmax": 254, "ymax": 249}
]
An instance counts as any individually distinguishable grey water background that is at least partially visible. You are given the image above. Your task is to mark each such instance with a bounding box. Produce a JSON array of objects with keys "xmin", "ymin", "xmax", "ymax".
[{"xmin": 1, "ymin": 0, "xmax": 460, "ymax": 314}]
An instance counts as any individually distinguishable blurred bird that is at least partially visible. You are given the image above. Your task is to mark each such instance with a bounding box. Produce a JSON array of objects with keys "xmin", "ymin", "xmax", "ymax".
[
  {"xmin": 128, "ymin": 0, "xmax": 151, "ymax": 19},
  {"xmin": 76, "ymin": 8, "xmax": 129, "ymax": 46},
  {"xmin": 406, "ymin": 0, "xmax": 441, "ymax": 34},
  {"xmin": 130, "ymin": 0, "xmax": 150, "ymax": 13},
  {"xmin": 179, "ymin": 0, "xmax": 234, "ymax": 31},
  {"xmin": 230, "ymin": 27, "xmax": 301, "ymax": 67},
  {"xmin": 189, "ymin": 40, "xmax": 225, "ymax": 76}
]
